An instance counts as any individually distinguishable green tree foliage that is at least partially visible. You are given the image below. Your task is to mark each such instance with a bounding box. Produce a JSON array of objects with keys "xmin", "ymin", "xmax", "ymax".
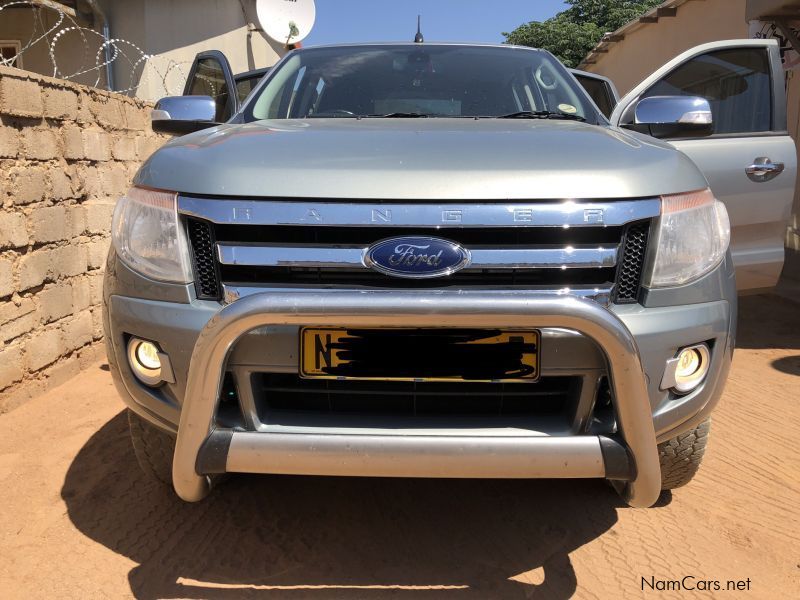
[{"xmin": 503, "ymin": 0, "xmax": 664, "ymax": 67}]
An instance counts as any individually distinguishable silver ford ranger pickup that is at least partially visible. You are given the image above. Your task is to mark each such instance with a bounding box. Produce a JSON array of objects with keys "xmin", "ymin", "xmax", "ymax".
[{"xmin": 103, "ymin": 41, "xmax": 796, "ymax": 507}]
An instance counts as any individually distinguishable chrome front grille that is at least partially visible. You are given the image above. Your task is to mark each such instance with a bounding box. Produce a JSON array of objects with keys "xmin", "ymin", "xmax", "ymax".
[
  {"xmin": 180, "ymin": 197, "xmax": 658, "ymax": 304},
  {"xmin": 216, "ymin": 244, "xmax": 619, "ymax": 269}
]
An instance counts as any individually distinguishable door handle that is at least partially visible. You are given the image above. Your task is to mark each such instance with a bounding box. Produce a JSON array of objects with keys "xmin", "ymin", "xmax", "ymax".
[{"xmin": 745, "ymin": 157, "xmax": 785, "ymax": 182}]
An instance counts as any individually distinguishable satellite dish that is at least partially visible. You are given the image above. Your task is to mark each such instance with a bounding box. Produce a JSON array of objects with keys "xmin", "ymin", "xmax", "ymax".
[{"xmin": 255, "ymin": 0, "xmax": 316, "ymax": 45}]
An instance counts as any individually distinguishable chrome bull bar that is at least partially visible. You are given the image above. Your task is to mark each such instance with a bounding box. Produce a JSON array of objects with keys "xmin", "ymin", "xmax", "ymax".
[{"xmin": 173, "ymin": 291, "xmax": 662, "ymax": 508}]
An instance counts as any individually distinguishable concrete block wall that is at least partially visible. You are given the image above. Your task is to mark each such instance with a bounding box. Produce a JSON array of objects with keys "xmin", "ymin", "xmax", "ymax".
[{"xmin": 0, "ymin": 66, "xmax": 167, "ymax": 412}]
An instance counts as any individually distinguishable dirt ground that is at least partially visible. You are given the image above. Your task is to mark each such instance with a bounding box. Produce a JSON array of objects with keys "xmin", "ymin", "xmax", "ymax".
[{"xmin": 0, "ymin": 294, "xmax": 798, "ymax": 599}]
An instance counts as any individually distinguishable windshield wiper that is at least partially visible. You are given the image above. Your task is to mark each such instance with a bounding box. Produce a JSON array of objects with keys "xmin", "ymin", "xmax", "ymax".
[
  {"xmin": 366, "ymin": 112, "xmax": 430, "ymax": 118},
  {"xmin": 496, "ymin": 110, "xmax": 586, "ymax": 122}
]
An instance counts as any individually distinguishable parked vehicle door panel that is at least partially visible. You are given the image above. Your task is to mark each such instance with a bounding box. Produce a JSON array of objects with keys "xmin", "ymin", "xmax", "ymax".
[
  {"xmin": 184, "ymin": 50, "xmax": 237, "ymax": 122},
  {"xmin": 611, "ymin": 39, "xmax": 797, "ymax": 292},
  {"xmin": 671, "ymin": 135, "xmax": 793, "ymax": 290},
  {"xmin": 570, "ymin": 69, "xmax": 620, "ymax": 118},
  {"xmin": 184, "ymin": 51, "xmax": 272, "ymax": 121}
]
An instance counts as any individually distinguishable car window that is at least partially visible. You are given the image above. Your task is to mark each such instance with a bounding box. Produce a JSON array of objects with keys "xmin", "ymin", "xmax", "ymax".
[
  {"xmin": 639, "ymin": 48, "xmax": 772, "ymax": 135},
  {"xmin": 248, "ymin": 45, "xmax": 601, "ymax": 122},
  {"xmin": 573, "ymin": 74, "xmax": 615, "ymax": 118},
  {"xmin": 187, "ymin": 57, "xmax": 232, "ymax": 122},
  {"xmin": 236, "ymin": 74, "xmax": 264, "ymax": 105}
]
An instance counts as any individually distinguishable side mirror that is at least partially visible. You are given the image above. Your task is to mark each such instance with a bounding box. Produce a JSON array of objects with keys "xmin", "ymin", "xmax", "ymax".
[
  {"xmin": 632, "ymin": 95, "xmax": 713, "ymax": 139},
  {"xmin": 151, "ymin": 96, "xmax": 219, "ymax": 135}
]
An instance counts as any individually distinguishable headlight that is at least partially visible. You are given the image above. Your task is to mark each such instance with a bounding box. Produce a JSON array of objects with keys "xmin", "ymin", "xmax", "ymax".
[
  {"xmin": 112, "ymin": 187, "xmax": 192, "ymax": 283},
  {"xmin": 648, "ymin": 189, "xmax": 730, "ymax": 288}
]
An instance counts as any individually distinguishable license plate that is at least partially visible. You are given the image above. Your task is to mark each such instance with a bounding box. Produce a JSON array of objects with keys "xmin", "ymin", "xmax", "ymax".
[{"xmin": 300, "ymin": 328, "xmax": 540, "ymax": 382}]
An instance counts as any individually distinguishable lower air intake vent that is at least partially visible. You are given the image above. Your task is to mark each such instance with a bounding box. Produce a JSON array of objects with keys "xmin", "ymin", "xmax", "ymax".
[
  {"xmin": 614, "ymin": 221, "xmax": 650, "ymax": 304},
  {"xmin": 254, "ymin": 373, "xmax": 580, "ymax": 418},
  {"xmin": 187, "ymin": 219, "xmax": 221, "ymax": 300}
]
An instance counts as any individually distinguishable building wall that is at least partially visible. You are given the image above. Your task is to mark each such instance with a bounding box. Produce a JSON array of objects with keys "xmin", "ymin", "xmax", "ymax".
[
  {"xmin": 584, "ymin": 0, "xmax": 800, "ymax": 267},
  {"xmin": 586, "ymin": 0, "xmax": 750, "ymax": 96},
  {"xmin": 101, "ymin": 0, "xmax": 285, "ymax": 101},
  {"xmin": 0, "ymin": 6, "xmax": 108, "ymax": 90},
  {"xmin": 0, "ymin": 65, "xmax": 167, "ymax": 412},
  {"xmin": 0, "ymin": 1, "xmax": 285, "ymax": 101}
]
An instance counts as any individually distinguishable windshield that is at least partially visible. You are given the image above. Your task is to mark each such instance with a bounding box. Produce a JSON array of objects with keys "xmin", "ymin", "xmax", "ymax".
[{"xmin": 245, "ymin": 44, "xmax": 602, "ymax": 123}]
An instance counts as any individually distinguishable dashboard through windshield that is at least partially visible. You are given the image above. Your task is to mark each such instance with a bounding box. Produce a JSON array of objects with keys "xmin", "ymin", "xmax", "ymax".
[{"xmin": 245, "ymin": 44, "xmax": 602, "ymax": 123}]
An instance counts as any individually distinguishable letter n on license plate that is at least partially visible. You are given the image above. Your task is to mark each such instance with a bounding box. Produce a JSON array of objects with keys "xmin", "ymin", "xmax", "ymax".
[{"xmin": 300, "ymin": 328, "xmax": 540, "ymax": 382}]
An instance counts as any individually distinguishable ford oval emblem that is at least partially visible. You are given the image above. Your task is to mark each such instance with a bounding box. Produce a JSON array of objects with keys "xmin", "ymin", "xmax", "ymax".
[{"xmin": 364, "ymin": 236, "xmax": 471, "ymax": 279}]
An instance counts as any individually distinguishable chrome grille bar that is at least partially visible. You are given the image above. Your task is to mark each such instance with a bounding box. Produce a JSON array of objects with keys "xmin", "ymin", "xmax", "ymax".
[
  {"xmin": 216, "ymin": 243, "xmax": 619, "ymax": 269},
  {"xmin": 179, "ymin": 197, "xmax": 661, "ymax": 228},
  {"xmin": 221, "ymin": 285, "xmax": 614, "ymax": 306}
]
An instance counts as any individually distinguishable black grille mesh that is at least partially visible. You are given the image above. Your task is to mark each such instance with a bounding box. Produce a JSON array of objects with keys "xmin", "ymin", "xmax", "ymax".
[
  {"xmin": 220, "ymin": 265, "xmax": 615, "ymax": 288},
  {"xmin": 614, "ymin": 221, "xmax": 650, "ymax": 304},
  {"xmin": 254, "ymin": 373, "xmax": 579, "ymax": 417},
  {"xmin": 187, "ymin": 219, "xmax": 221, "ymax": 300}
]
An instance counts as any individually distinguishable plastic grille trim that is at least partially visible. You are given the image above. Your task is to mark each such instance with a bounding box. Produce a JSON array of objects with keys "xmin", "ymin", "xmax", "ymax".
[
  {"xmin": 187, "ymin": 219, "xmax": 222, "ymax": 300},
  {"xmin": 614, "ymin": 221, "xmax": 650, "ymax": 304}
]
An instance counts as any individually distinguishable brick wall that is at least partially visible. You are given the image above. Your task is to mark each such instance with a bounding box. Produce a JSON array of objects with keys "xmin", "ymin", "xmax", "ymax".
[{"xmin": 0, "ymin": 66, "xmax": 167, "ymax": 412}]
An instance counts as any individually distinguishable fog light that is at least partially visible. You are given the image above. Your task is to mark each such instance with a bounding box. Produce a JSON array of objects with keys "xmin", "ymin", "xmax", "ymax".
[
  {"xmin": 676, "ymin": 348, "xmax": 701, "ymax": 379},
  {"xmin": 135, "ymin": 341, "xmax": 161, "ymax": 370},
  {"xmin": 661, "ymin": 343, "xmax": 710, "ymax": 394},
  {"xmin": 128, "ymin": 338, "xmax": 164, "ymax": 386}
]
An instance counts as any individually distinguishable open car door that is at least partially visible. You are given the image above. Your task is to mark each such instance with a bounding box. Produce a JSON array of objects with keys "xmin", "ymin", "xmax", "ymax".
[
  {"xmin": 153, "ymin": 52, "xmax": 270, "ymax": 135},
  {"xmin": 610, "ymin": 39, "xmax": 797, "ymax": 292},
  {"xmin": 570, "ymin": 69, "xmax": 620, "ymax": 118},
  {"xmin": 183, "ymin": 50, "xmax": 238, "ymax": 123},
  {"xmin": 184, "ymin": 51, "xmax": 271, "ymax": 122}
]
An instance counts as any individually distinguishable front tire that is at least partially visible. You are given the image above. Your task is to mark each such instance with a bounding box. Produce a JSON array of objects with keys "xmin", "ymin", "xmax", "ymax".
[
  {"xmin": 127, "ymin": 409, "xmax": 175, "ymax": 486},
  {"xmin": 658, "ymin": 418, "xmax": 711, "ymax": 490}
]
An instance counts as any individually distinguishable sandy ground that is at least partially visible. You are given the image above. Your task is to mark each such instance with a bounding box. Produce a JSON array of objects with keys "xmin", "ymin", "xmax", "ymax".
[{"xmin": 0, "ymin": 294, "xmax": 798, "ymax": 599}]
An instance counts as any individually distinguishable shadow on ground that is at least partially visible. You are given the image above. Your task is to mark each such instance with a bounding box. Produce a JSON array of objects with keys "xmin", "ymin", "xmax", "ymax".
[
  {"xmin": 736, "ymin": 294, "xmax": 800, "ymax": 351},
  {"xmin": 62, "ymin": 413, "xmax": 636, "ymax": 599},
  {"xmin": 771, "ymin": 355, "xmax": 800, "ymax": 376},
  {"xmin": 58, "ymin": 293, "xmax": 798, "ymax": 597}
]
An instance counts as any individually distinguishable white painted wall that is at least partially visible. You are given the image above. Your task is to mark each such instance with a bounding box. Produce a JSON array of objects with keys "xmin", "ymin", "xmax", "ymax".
[{"xmin": 101, "ymin": 0, "xmax": 286, "ymax": 101}]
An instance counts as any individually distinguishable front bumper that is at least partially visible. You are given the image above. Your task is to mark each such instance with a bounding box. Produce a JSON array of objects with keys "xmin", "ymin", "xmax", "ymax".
[
  {"xmin": 110, "ymin": 288, "xmax": 733, "ymax": 508},
  {"xmin": 105, "ymin": 259, "xmax": 734, "ymax": 508}
]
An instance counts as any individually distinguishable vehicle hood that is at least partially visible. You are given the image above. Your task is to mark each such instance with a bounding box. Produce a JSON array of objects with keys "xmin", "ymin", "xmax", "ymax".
[{"xmin": 135, "ymin": 118, "xmax": 708, "ymax": 200}]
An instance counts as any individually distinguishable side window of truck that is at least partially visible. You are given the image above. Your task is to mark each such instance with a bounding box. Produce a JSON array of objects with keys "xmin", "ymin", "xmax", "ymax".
[
  {"xmin": 638, "ymin": 48, "xmax": 773, "ymax": 136},
  {"xmin": 236, "ymin": 74, "xmax": 266, "ymax": 105}
]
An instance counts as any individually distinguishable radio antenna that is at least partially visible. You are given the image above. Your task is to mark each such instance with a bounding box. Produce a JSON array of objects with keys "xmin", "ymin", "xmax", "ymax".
[{"xmin": 414, "ymin": 15, "xmax": 424, "ymax": 43}]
